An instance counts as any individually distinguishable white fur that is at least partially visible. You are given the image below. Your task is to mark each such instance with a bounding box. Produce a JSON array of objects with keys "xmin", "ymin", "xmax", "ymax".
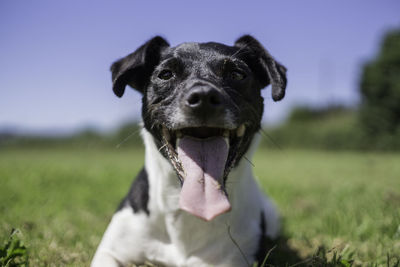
[{"xmin": 91, "ymin": 129, "xmax": 280, "ymax": 267}]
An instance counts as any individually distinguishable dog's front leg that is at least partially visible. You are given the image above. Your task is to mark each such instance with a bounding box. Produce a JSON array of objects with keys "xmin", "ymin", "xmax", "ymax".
[{"xmin": 91, "ymin": 249, "xmax": 122, "ymax": 267}]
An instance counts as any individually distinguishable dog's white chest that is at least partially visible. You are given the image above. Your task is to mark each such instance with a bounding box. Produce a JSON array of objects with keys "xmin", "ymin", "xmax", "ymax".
[
  {"xmin": 94, "ymin": 206, "xmax": 261, "ymax": 267},
  {"xmin": 91, "ymin": 131, "xmax": 280, "ymax": 267}
]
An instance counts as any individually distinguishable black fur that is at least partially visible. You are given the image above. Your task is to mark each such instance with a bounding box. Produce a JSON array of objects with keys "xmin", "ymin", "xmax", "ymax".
[
  {"xmin": 118, "ymin": 168, "xmax": 150, "ymax": 215},
  {"xmin": 110, "ymin": 36, "xmax": 287, "ymax": 182},
  {"xmin": 255, "ymin": 212, "xmax": 267, "ymax": 262},
  {"xmin": 255, "ymin": 212, "xmax": 275, "ymax": 263},
  {"xmin": 234, "ymin": 35, "xmax": 287, "ymax": 101},
  {"xmin": 111, "ymin": 36, "xmax": 169, "ymax": 96}
]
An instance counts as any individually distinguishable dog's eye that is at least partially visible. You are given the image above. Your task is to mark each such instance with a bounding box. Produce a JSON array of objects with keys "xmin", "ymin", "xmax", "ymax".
[
  {"xmin": 230, "ymin": 70, "xmax": 246, "ymax": 81},
  {"xmin": 158, "ymin": 70, "xmax": 174, "ymax": 80}
]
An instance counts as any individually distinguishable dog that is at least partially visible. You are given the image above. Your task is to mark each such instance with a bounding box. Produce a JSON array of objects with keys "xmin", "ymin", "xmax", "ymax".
[{"xmin": 91, "ymin": 35, "xmax": 287, "ymax": 267}]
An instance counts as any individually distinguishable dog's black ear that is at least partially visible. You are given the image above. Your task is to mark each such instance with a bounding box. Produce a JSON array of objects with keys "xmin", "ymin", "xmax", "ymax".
[
  {"xmin": 234, "ymin": 35, "xmax": 287, "ymax": 101},
  {"xmin": 111, "ymin": 36, "xmax": 170, "ymax": 97}
]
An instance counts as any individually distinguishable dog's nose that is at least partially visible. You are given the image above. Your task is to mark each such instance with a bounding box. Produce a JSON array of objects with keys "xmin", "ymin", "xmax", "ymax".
[{"xmin": 185, "ymin": 87, "xmax": 223, "ymax": 113}]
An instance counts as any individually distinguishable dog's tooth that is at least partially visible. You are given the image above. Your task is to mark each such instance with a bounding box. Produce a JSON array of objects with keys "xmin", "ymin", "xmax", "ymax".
[
  {"xmin": 236, "ymin": 124, "xmax": 246, "ymax": 137},
  {"xmin": 162, "ymin": 126, "xmax": 170, "ymax": 141}
]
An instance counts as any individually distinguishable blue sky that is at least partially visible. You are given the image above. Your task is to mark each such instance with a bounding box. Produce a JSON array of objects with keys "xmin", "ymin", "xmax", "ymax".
[{"xmin": 0, "ymin": 0, "xmax": 399, "ymax": 134}]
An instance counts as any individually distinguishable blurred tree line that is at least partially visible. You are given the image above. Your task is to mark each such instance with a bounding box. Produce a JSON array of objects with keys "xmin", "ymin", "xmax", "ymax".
[
  {"xmin": 359, "ymin": 28, "xmax": 400, "ymax": 149},
  {"xmin": 0, "ymin": 123, "xmax": 144, "ymax": 150},
  {"xmin": 1, "ymin": 29, "xmax": 399, "ymax": 151},
  {"xmin": 263, "ymin": 28, "xmax": 400, "ymax": 151}
]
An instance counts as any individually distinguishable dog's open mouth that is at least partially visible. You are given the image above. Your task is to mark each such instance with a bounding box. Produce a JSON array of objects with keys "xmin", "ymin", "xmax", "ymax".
[{"xmin": 161, "ymin": 125, "xmax": 245, "ymax": 221}]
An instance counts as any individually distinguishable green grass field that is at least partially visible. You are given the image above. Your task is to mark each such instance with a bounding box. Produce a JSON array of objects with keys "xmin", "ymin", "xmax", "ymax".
[{"xmin": 1, "ymin": 147, "xmax": 399, "ymax": 266}]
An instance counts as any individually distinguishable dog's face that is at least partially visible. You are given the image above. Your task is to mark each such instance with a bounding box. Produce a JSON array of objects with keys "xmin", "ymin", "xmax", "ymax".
[{"xmin": 111, "ymin": 35, "xmax": 287, "ymax": 221}]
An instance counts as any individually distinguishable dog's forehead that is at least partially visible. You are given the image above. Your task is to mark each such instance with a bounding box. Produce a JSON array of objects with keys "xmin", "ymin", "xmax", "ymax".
[{"xmin": 164, "ymin": 42, "xmax": 238, "ymax": 61}]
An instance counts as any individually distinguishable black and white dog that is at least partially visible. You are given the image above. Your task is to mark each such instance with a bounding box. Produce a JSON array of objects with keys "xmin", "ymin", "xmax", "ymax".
[{"xmin": 92, "ymin": 35, "xmax": 287, "ymax": 267}]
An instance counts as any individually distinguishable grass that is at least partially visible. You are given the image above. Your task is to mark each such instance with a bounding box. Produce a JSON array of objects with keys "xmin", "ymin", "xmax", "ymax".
[
  {"xmin": 254, "ymin": 149, "xmax": 400, "ymax": 266},
  {"xmin": 0, "ymin": 146, "xmax": 399, "ymax": 266},
  {"xmin": 0, "ymin": 229, "xmax": 28, "ymax": 266}
]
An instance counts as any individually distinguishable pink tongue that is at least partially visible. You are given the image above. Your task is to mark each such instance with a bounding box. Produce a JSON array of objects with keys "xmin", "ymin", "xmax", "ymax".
[{"xmin": 177, "ymin": 136, "xmax": 231, "ymax": 221}]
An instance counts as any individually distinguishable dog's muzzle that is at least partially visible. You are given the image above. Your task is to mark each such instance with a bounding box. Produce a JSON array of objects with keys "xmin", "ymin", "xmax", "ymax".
[{"xmin": 158, "ymin": 84, "xmax": 248, "ymax": 221}]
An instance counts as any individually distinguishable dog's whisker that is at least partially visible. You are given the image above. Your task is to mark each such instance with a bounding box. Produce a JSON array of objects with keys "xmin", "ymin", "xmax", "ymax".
[
  {"xmin": 158, "ymin": 143, "xmax": 168, "ymax": 152},
  {"xmin": 226, "ymin": 225, "xmax": 251, "ymax": 267},
  {"xmin": 225, "ymin": 88, "xmax": 261, "ymax": 116},
  {"xmin": 219, "ymin": 87, "xmax": 241, "ymax": 113},
  {"xmin": 243, "ymin": 156, "xmax": 255, "ymax": 167},
  {"xmin": 229, "ymin": 42, "xmax": 251, "ymax": 59},
  {"xmin": 115, "ymin": 128, "xmax": 141, "ymax": 149},
  {"xmin": 260, "ymin": 128, "xmax": 284, "ymax": 151}
]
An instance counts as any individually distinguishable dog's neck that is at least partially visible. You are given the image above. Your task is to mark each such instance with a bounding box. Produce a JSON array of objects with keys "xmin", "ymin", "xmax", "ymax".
[{"xmin": 141, "ymin": 127, "xmax": 261, "ymax": 215}]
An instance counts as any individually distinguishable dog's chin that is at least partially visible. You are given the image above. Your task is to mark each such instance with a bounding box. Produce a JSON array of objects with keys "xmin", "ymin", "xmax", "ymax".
[{"xmin": 160, "ymin": 124, "xmax": 246, "ymax": 221}]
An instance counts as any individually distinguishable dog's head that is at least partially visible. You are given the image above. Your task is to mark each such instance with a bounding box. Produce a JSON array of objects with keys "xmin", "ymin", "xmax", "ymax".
[{"xmin": 111, "ymin": 35, "xmax": 287, "ymax": 221}]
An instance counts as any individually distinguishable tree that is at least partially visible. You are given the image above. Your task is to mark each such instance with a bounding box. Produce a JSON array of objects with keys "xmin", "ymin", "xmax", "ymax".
[{"xmin": 359, "ymin": 29, "xmax": 400, "ymax": 147}]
